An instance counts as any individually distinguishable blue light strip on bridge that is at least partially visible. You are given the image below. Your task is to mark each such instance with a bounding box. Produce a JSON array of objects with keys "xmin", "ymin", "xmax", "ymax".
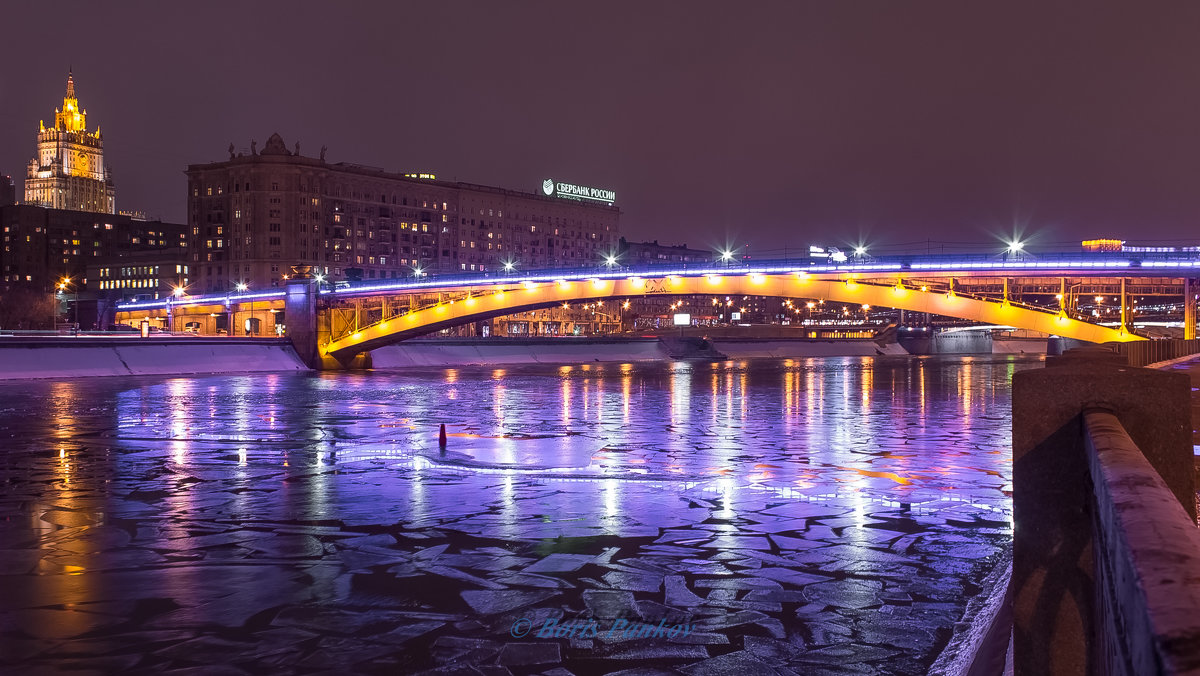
[
  {"xmin": 112, "ymin": 250, "xmax": 1200, "ymax": 310},
  {"xmin": 116, "ymin": 290, "xmax": 286, "ymax": 312}
]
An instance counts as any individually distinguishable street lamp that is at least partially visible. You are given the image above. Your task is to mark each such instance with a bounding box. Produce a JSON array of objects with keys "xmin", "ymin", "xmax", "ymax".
[
  {"xmin": 58, "ymin": 277, "xmax": 78, "ymax": 334},
  {"xmin": 603, "ymin": 253, "xmax": 619, "ymax": 269},
  {"xmin": 234, "ymin": 282, "xmax": 250, "ymax": 335}
]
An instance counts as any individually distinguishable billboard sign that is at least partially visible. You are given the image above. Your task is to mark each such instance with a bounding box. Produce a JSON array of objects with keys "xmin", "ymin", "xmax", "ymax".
[{"xmin": 542, "ymin": 178, "xmax": 616, "ymax": 205}]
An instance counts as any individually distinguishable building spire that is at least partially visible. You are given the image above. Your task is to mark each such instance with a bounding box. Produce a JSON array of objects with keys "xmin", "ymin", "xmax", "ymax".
[{"xmin": 53, "ymin": 69, "xmax": 86, "ymax": 133}]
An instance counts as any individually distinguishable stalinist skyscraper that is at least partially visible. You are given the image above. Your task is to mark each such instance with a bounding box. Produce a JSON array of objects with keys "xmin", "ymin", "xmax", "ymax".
[{"xmin": 24, "ymin": 71, "xmax": 115, "ymax": 214}]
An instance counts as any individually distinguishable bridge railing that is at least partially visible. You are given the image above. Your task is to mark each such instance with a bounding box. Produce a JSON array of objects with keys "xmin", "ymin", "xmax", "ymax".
[
  {"xmin": 116, "ymin": 249, "xmax": 1200, "ymax": 311},
  {"xmin": 1109, "ymin": 338, "xmax": 1200, "ymax": 367},
  {"xmin": 1010, "ymin": 351, "xmax": 1200, "ymax": 675}
]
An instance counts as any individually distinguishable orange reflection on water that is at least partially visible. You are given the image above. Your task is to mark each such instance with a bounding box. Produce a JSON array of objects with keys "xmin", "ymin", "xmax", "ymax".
[{"xmin": 838, "ymin": 466, "xmax": 914, "ymax": 486}]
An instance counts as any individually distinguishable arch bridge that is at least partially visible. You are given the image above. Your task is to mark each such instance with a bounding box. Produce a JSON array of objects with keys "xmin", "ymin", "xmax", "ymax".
[{"xmin": 115, "ymin": 250, "xmax": 1200, "ymax": 367}]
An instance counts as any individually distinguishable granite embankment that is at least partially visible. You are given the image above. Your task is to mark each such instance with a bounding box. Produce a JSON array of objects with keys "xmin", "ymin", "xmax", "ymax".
[
  {"xmin": 0, "ymin": 338, "xmax": 306, "ymax": 380},
  {"xmin": 368, "ymin": 337, "xmax": 673, "ymax": 367},
  {"xmin": 367, "ymin": 336, "xmax": 916, "ymax": 367},
  {"xmin": 0, "ymin": 333, "xmax": 1049, "ymax": 377}
]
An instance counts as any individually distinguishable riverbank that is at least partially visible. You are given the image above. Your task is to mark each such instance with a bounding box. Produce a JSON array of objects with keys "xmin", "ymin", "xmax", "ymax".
[
  {"xmin": 0, "ymin": 338, "xmax": 306, "ymax": 379},
  {"xmin": 369, "ymin": 337, "xmax": 672, "ymax": 367},
  {"xmin": 368, "ymin": 336, "xmax": 911, "ymax": 367},
  {"xmin": 0, "ymin": 333, "xmax": 1055, "ymax": 379}
]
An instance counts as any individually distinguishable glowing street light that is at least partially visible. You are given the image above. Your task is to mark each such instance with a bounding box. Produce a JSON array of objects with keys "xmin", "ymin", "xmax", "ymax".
[
  {"xmin": 503, "ymin": 260, "xmax": 516, "ymax": 273},
  {"xmin": 854, "ymin": 246, "xmax": 867, "ymax": 257},
  {"xmin": 603, "ymin": 253, "xmax": 619, "ymax": 268},
  {"xmin": 172, "ymin": 286, "xmax": 186, "ymax": 298},
  {"xmin": 235, "ymin": 282, "xmax": 249, "ymax": 292},
  {"xmin": 57, "ymin": 277, "xmax": 78, "ymax": 332},
  {"xmin": 1007, "ymin": 240, "xmax": 1025, "ymax": 254},
  {"xmin": 718, "ymin": 249, "xmax": 735, "ymax": 263}
]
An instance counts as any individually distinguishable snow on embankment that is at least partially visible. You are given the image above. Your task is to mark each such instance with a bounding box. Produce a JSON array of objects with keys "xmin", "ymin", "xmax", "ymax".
[{"xmin": 0, "ymin": 339, "xmax": 307, "ymax": 380}]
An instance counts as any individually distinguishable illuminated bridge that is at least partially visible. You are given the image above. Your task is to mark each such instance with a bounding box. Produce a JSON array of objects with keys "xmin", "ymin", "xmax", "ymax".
[{"xmin": 116, "ymin": 250, "xmax": 1200, "ymax": 368}]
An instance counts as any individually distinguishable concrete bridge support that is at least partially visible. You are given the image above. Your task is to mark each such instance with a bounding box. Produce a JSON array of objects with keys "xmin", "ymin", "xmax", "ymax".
[
  {"xmin": 284, "ymin": 277, "xmax": 320, "ymax": 369},
  {"xmin": 1012, "ymin": 352, "xmax": 1195, "ymax": 675}
]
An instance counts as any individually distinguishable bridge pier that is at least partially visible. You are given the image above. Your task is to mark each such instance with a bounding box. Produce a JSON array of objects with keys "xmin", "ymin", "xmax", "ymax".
[{"xmin": 285, "ymin": 274, "xmax": 321, "ymax": 369}]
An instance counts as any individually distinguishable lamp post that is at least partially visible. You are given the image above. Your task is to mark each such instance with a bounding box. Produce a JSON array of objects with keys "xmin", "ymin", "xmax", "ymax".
[
  {"xmin": 236, "ymin": 282, "xmax": 250, "ymax": 335},
  {"xmin": 58, "ymin": 277, "xmax": 78, "ymax": 335},
  {"xmin": 170, "ymin": 285, "xmax": 185, "ymax": 333}
]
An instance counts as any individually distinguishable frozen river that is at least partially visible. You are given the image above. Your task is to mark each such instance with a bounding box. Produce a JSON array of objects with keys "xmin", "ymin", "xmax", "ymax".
[{"xmin": 0, "ymin": 355, "xmax": 1029, "ymax": 674}]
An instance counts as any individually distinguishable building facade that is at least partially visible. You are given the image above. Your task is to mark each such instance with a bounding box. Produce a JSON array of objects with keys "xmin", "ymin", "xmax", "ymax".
[
  {"xmin": 24, "ymin": 72, "xmax": 116, "ymax": 214},
  {"xmin": 185, "ymin": 133, "xmax": 620, "ymax": 292},
  {"xmin": 1, "ymin": 205, "xmax": 186, "ymax": 293},
  {"xmin": 618, "ymin": 238, "xmax": 713, "ymax": 266},
  {"xmin": 0, "ymin": 175, "xmax": 15, "ymax": 207}
]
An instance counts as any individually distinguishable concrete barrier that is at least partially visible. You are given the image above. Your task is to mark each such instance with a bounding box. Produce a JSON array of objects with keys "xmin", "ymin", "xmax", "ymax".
[
  {"xmin": 0, "ymin": 338, "xmax": 307, "ymax": 379},
  {"xmin": 1011, "ymin": 352, "xmax": 1198, "ymax": 675},
  {"xmin": 1084, "ymin": 410, "xmax": 1200, "ymax": 675}
]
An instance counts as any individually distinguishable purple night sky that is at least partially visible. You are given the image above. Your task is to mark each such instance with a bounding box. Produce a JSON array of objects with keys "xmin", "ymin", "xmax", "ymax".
[{"xmin": 3, "ymin": 1, "xmax": 1199, "ymax": 254}]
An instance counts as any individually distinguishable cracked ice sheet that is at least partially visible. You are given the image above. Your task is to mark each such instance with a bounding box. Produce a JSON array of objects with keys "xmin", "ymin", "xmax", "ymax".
[{"xmin": 0, "ymin": 356, "xmax": 1026, "ymax": 674}]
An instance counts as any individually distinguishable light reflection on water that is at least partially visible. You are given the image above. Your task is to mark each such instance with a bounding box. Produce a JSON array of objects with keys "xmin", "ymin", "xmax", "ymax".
[{"xmin": 3, "ymin": 354, "xmax": 1032, "ymax": 541}]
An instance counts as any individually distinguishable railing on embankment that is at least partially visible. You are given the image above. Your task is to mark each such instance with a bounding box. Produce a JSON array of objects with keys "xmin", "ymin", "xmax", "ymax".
[
  {"xmin": 1109, "ymin": 338, "xmax": 1200, "ymax": 367},
  {"xmin": 1002, "ymin": 351, "xmax": 1200, "ymax": 675}
]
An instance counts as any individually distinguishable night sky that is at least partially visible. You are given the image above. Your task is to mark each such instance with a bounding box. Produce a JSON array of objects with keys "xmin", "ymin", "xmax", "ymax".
[{"xmin": 3, "ymin": 1, "xmax": 1199, "ymax": 256}]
